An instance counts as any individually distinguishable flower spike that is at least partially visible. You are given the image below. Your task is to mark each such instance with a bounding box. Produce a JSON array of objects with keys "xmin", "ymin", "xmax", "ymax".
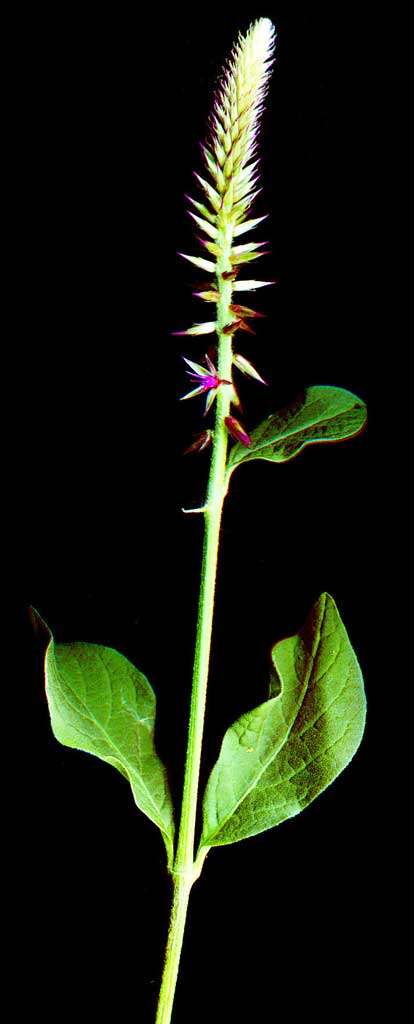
[
  {"xmin": 179, "ymin": 20, "xmax": 276, "ymax": 428},
  {"xmin": 181, "ymin": 18, "xmax": 275, "ymax": 277}
]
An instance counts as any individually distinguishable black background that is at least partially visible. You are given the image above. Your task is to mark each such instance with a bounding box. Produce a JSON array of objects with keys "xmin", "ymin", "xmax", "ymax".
[{"xmin": 14, "ymin": 5, "xmax": 375, "ymax": 1021}]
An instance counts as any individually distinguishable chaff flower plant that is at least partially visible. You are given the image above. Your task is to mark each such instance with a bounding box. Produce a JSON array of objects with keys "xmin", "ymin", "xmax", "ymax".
[{"xmin": 34, "ymin": 19, "xmax": 367, "ymax": 1024}]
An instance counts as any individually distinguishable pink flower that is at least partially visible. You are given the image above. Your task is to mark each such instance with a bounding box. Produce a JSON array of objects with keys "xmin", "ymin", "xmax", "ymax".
[{"xmin": 180, "ymin": 355, "xmax": 231, "ymax": 414}]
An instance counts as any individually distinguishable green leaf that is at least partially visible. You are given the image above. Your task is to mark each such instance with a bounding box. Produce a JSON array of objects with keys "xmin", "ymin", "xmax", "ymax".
[
  {"xmin": 199, "ymin": 594, "xmax": 366, "ymax": 851},
  {"xmin": 34, "ymin": 611, "xmax": 175, "ymax": 869},
  {"xmin": 227, "ymin": 386, "xmax": 367, "ymax": 472}
]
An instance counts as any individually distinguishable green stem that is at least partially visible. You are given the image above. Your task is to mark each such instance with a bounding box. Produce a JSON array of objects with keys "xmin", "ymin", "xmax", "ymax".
[
  {"xmin": 156, "ymin": 238, "xmax": 234, "ymax": 1024},
  {"xmin": 155, "ymin": 874, "xmax": 192, "ymax": 1024}
]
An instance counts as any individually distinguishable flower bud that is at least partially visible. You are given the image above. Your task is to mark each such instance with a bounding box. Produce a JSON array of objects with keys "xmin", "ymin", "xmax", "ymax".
[{"xmin": 225, "ymin": 416, "xmax": 252, "ymax": 447}]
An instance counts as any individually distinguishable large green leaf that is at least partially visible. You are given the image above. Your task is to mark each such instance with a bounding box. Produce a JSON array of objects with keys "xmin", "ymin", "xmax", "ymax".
[
  {"xmin": 34, "ymin": 612, "xmax": 175, "ymax": 869},
  {"xmin": 199, "ymin": 594, "xmax": 366, "ymax": 851},
  {"xmin": 227, "ymin": 386, "xmax": 367, "ymax": 472}
]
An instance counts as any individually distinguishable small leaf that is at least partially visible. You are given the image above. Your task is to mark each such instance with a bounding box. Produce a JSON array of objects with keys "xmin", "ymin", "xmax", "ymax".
[
  {"xmin": 199, "ymin": 594, "xmax": 366, "ymax": 851},
  {"xmin": 228, "ymin": 385, "xmax": 367, "ymax": 472},
  {"xmin": 34, "ymin": 611, "xmax": 175, "ymax": 870}
]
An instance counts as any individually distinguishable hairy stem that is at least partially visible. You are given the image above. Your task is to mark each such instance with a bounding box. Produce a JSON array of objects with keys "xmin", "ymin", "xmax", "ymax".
[
  {"xmin": 155, "ymin": 874, "xmax": 192, "ymax": 1024},
  {"xmin": 156, "ymin": 234, "xmax": 233, "ymax": 1024}
]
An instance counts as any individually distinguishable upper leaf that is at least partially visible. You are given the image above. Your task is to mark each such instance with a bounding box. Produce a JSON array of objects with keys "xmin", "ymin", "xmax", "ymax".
[
  {"xmin": 34, "ymin": 611, "xmax": 175, "ymax": 870},
  {"xmin": 227, "ymin": 386, "xmax": 367, "ymax": 472},
  {"xmin": 199, "ymin": 594, "xmax": 366, "ymax": 851}
]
